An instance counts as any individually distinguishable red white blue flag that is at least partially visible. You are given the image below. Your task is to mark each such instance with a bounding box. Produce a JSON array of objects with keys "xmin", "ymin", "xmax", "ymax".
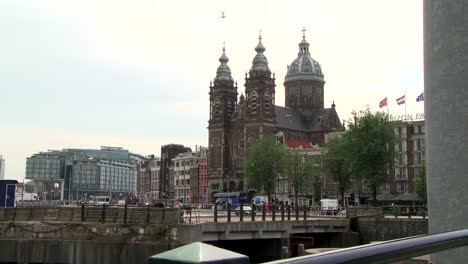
[
  {"xmin": 396, "ymin": 95, "xmax": 406, "ymax": 105},
  {"xmin": 379, "ymin": 97, "xmax": 388, "ymax": 108}
]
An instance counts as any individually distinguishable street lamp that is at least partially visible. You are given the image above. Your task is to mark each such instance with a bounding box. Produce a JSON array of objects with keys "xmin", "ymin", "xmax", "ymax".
[{"xmin": 68, "ymin": 170, "xmax": 72, "ymax": 201}]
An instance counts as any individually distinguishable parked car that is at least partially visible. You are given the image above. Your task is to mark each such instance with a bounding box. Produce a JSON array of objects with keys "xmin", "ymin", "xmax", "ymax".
[{"xmin": 234, "ymin": 205, "xmax": 256, "ymax": 216}]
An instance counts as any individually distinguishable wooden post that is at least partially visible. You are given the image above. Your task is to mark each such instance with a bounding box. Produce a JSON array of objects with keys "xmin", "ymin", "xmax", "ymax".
[
  {"xmin": 251, "ymin": 203, "xmax": 255, "ymax": 222},
  {"xmin": 214, "ymin": 202, "xmax": 218, "ymax": 223},
  {"xmin": 272, "ymin": 204, "xmax": 276, "ymax": 221},
  {"xmin": 123, "ymin": 203, "xmax": 128, "ymax": 225},
  {"xmin": 239, "ymin": 203, "xmax": 243, "ymax": 222},
  {"xmin": 281, "ymin": 204, "xmax": 285, "ymax": 220},
  {"xmin": 81, "ymin": 203, "xmax": 85, "ymax": 222},
  {"xmin": 101, "ymin": 204, "xmax": 106, "ymax": 223},
  {"xmin": 262, "ymin": 204, "xmax": 266, "ymax": 221},
  {"xmin": 227, "ymin": 203, "xmax": 231, "ymax": 222},
  {"xmin": 146, "ymin": 204, "xmax": 151, "ymax": 224}
]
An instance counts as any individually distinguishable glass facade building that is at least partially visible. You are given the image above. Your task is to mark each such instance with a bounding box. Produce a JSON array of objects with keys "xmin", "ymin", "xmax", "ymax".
[{"xmin": 25, "ymin": 147, "xmax": 138, "ymax": 201}]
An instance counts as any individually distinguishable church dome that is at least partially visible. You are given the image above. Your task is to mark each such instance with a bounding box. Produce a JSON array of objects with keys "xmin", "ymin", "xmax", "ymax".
[
  {"xmin": 250, "ymin": 35, "xmax": 270, "ymax": 73},
  {"xmin": 214, "ymin": 46, "xmax": 233, "ymax": 82},
  {"xmin": 285, "ymin": 34, "xmax": 324, "ymax": 82}
]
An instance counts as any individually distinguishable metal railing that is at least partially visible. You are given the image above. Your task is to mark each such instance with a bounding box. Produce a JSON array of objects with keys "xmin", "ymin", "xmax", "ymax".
[
  {"xmin": 266, "ymin": 229, "xmax": 468, "ymax": 264},
  {"xmin": 183, "ymin": 203, "xmax": 348, "ymax": 223},
  {"xmin": 0, "ymin": 204, "xmax": 179, "ymax": 224}
]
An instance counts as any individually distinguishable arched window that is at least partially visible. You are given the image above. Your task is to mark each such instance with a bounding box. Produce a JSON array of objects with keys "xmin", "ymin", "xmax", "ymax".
[
  {"xmin": 227, "ymin": 100, "xmax": 234, "ymax": 119},
  {"xmin": 302, "ymin": 60, "xmax": 312, "ymax": 72},
  {"xmin": 214, "ymin": 100, "xmax": 222, "ymax": 120},
  {"xmin": 264, "ymin": 92, "xmax": 271, "ymax": 114},
  {"xmin": 249, "ymin": 91, "xmax": 258, "ymax": 115}
]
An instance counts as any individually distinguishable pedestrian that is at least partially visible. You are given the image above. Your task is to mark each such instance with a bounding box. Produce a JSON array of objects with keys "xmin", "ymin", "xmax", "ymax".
[{"xmin": 263, "ymin": 201, "xmax": 269, "ymax": 213}]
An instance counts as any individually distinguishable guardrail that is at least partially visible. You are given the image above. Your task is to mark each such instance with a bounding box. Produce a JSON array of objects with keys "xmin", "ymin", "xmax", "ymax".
[{"xmin": 265, "ymin": 229, "xmax": 468, "ymax": 263}]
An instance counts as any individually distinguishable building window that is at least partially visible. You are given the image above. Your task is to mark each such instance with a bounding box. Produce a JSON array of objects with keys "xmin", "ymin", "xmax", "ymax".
[
  {"xmin": 264, "ymin": 92, "xmax": 271, "ymax": 114},
  {"xmin": 249, "ymin": 92, "xmax": 258, "ymax": 115}
]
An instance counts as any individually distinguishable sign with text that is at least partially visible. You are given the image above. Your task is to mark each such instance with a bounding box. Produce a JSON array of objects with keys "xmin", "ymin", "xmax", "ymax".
[{"xmin": 389, "ymin": 113, "xmax": 425, "ymax": 122}]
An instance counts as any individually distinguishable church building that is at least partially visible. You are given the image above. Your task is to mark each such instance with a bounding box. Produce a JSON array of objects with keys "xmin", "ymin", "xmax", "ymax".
[{"xmin": 207, "ymin": 33, "xmax": 344, "ymax": 195}]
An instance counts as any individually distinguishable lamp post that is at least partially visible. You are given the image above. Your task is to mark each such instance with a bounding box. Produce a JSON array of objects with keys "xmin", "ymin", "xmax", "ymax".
[
  {"xmin": 68, "ymin": 170, "xmax": 72, "ymax": 201},
  {"xmin": 108, "ymin": 179, "xmax": 112, "ymax": 199}
]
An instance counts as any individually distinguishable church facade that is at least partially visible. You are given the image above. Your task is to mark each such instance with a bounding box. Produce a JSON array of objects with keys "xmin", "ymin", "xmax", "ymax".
[{"xmin": 207, "ymin": 33, "xmax": 344, "ymax": 195}]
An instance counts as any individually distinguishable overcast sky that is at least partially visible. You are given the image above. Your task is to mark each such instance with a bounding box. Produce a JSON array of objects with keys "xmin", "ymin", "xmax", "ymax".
[{"xmin": 0, "ymin": 0, "xmax": 423, "ymax": 181}]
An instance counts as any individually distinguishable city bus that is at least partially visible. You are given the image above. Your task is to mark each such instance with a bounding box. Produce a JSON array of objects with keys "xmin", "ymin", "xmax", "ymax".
[{"xmin": 213, "ymin": 192, "xmax": 248, "ymax": 210}]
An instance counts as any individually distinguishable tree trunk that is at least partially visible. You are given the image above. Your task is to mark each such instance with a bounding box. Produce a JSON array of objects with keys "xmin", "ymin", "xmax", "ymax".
[
  {"xmin": 294, "ymin": 189, "xmax": 298, "ymax": 209},
  {"xmin": 340, "ymin": 187, "xmax": 345, "ymax": 207},
  {"xmin": 371, "ymin": 185, "xmax": 377, "ymax": 206}
]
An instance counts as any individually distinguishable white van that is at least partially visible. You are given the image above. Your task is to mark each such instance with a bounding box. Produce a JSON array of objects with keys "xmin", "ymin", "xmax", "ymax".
[
  {"xmin": 94, "ymin": 196, "xmax": 110, "ymax": 205},
  {"xmin": 320, "ymin": 199, "xmax": 339, "ymax": 215}
]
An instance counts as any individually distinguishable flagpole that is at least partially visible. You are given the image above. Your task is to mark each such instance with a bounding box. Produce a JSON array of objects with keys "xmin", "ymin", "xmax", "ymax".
[
  {"xmin": 387, "ymin": 99, "xmax": 389, "ymax": 117},
  {"xmin": 404, "ymin": 93, "xmax": 407, "ymax": 118}
]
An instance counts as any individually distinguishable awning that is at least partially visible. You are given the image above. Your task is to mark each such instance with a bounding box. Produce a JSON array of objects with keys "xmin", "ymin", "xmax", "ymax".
[
  {"xmin": 394, "ymin": 193, "xmax": 422, "ymax": 201},
  {"xmin": 148, "ymin": 242, "xmax": 250, "ymax": 264},
  {"xmin": 367, "ymin": 193, "xmax": 396, "ymax": 201}
]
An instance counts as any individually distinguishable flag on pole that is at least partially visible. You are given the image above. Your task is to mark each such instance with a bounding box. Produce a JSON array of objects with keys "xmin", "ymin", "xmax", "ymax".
[
  {"xmin": 396, "ymin": 95, "xmax": 406, "ymax": 105},
  {"xmin": 416, "ymin": 92, "xmax": 424, "ymax": 102},
  {"xmin": 379, "ymin": 97, "xmax": 388, "ymax": 108}
]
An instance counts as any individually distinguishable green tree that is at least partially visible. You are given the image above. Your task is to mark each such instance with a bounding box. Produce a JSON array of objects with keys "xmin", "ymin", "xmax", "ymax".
[
  {"xmin": 416, "ymin": 166, "xmax": 427, "ymax": 201},
  {"xmin": 245, "ymin": 136, "xmax": 287, "ymax": 202},
  {"xmin": 325, "ymin": 136, "xmax": 353, "ymax": 207},
  {"xmin": 345, "ymin": 108, "xmax": 397, "ymax": 205},
  {"xmin": 283, "ymin": 151, "xmax": 314, "ymax": 207}
]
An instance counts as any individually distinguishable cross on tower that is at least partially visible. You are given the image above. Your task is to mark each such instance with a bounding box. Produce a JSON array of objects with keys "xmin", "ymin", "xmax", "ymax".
[{"xmin": 302, "ymin": 27, "xmax": 307, "ymax": 39}]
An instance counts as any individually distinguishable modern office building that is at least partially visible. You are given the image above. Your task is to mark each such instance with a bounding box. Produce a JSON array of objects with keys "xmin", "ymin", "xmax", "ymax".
[
  {"xmin": 25, "ymin": 146, "xmax": 139, "ymax": 201},
  {"xmin": 0, "ymin": 155, "xmax": 4, "ymax": 180}
]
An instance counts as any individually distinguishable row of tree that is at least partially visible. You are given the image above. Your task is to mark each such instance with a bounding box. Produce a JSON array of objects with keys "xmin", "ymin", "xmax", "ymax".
[{"xmin": 245, "ymin": 108, "xmax": 426, "ymax": 206}]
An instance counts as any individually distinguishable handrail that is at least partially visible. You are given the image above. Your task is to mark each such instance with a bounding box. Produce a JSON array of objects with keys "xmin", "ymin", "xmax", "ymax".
[{"xmin": 265, "ymin": 229, "xmax": 468, "ymax": 264}]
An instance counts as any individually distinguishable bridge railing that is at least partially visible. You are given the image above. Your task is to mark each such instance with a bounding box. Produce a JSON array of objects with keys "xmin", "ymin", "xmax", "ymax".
[
  {"xmin": 183, "ymin": 203, "xmax": 348, "ymax": 223},
  {"xmin": 182, "ymin": 204, "xmax": 428, "ymax": 223},
  {"xmin": 0, "ymin": 204, "xmax": 181, "ymax": 224},
  {"xmin": 265, "ymin": 229, "xmax": 468, "ymax": 264}
]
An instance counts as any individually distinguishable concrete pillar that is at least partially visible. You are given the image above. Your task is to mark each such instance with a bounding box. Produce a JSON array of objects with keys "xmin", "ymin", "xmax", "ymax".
[
  {"xmin": 297, "ymin": 244, "xmax": 305, "ymax": 256},
  {"xmin": 281, "ymin": 246, "xmax": 289, "ymax": 259},
  {"xmin": 425, "ymin": 1, "xmax": 468, "ymax": 263}
]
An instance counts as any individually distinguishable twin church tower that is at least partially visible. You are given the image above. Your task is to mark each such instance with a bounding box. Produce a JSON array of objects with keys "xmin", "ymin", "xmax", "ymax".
[{"xmin": 207, "ymin": 33, "xmax": 344, "ymax": 193}]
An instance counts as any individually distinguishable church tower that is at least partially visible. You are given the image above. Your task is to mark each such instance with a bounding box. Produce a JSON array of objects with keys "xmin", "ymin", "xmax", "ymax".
[
  {"xmin": 243, "ymin": 35, "xmax": 276, "ymax": 133},
  {"xmin": 208, "ymin": 46, "xmax": 238, "ymax": 193},
  {"xmin": 284, "ymin": 31, "xmax": 325, "ymax": 113}
]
